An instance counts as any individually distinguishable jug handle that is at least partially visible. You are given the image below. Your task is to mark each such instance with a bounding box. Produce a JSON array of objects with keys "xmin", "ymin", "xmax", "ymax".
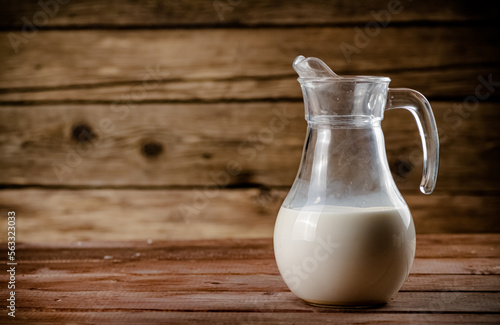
[{"xmin": 386, "ymin": 88, "xmax": 439, "ymax": 194}]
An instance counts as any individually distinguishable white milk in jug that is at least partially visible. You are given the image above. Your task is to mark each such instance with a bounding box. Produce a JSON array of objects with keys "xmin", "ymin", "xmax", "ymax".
[{"xmin": 274, "ymin": 205, "xmax": 416, "ymax": 306}]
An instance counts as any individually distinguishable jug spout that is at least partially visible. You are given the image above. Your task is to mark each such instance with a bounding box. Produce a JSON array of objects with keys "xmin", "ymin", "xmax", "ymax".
[
  {"xmin": 293, "ymin": 55, "xmax": 340, "ymax": 79},
  {"xmin": 294, "ymin": 56, "xmax": 391, "ymax": 123}
]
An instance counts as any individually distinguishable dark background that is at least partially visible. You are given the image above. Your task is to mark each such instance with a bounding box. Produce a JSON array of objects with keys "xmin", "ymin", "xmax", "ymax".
[{"xmin": 0, "ymin": 0, "xmax": 499, "ymax": 242}]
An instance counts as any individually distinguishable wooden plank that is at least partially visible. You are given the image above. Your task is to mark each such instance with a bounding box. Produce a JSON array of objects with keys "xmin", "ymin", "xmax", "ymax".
[
  {"xmin": 410, "ymin": 258, "xmax": 500, "ymax": 275},
  {"xmin": 0, "ymin": 102, "xmax": 498, "ymax": 190},
  {"xmin": 2, "ymin": 251, "xmax": 499, "ymax": 276},
  {"xmin": 0, "ymin": 188, "xmax": 283, "ymax": 242},
  {"xmin": 400, "ymin": 194, "xmax": 500, "ymax": 234},
  {"xmin": 1, "ymin": 0, "xmax": 498, "ymax": 27},
  {"xmin": 10, "ymin": 235, "xmax": 500, "ymax": 259},
  {"xmin": 416, "ymin": 243, "xmax": 499, "ymax": 258},
  {"xmin": 418, "ymin": 234, "xmax": 500, "ymax": 246},
  {"xmin": 1, "ymin": 27, "xmax": 499, "ymax": 89},
  {"xmin": 13, "ymin": 234, "xmax": 499, "ymax": 249},
  {"xmin": 0, "ymin": 102, "xmax": 307, "ymax": 187},
  {"xmin": 402, "ymin": 274, "xmax": 500, "ymax": 292},
  {"xmin": 6, "ymin": 312, "xmax": 500, "ymax": 325},
  {"xmin": 0, "ymin": 66, "xmax": 497, "ymax": 102},
  {"xmin": 12, "ymin": 290, "xmax": 500, "ymax": 312},
  {"xmin": 6, "ymin": 273, "xmax": 499, "ymax": 293},
  {"xmin": 0, "ymin": 190, "xmax": 499, "ymax": 243},
  {"xmin": 6, "ymin": 258, "xmax": 499, "ymax": 275},
  {"xmin": 2, "ymin": 238, "xmax": 499, "ymax": 275},
  {"xmin": 14, "ymin": 234, "xmax": 498, "ymax": 249}
]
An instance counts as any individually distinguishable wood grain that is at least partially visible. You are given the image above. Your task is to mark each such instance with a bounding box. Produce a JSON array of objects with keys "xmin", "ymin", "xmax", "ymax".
[
  {"xmin": 0, "ymin": 236, "xmax": 499, "ymax": 324},
  {"xmin": 1, "ymin": 27, "xmax": 499, "ymax": 90},
  {"xmin": 8, "ymin": 255, "xmax": 498, "ymax": 275},
  {"xmin": 9, "ymin": 273, "xmax": 499, "ymax": 292},
  {"xmin": 0, "ymin": 102, "xmax": 498, "ymax": 191},
  {"xmin": 0, "ymin": 189, "xmax": 498, "ymax": 242},
  {"xmin": 12, "ymin": 290, "xmax": 500, "ymax": 312},
  {"xmin": 11, "ymin": 235, "xmax": 500, "ymax": 259},
  {"xmin": 7, "ymin": 312, "xmax": 500, "ymax": 325},
  {"xmin": 0, "ymin": 1, "xmax": 497, "ymax": 322},
  {"xmin": 0, "ymin": 66, "xmax": 498, "ymax": 102},
  {"xmin": 1, "ymin": 0, "xmax": 498, "ymax": 27}
]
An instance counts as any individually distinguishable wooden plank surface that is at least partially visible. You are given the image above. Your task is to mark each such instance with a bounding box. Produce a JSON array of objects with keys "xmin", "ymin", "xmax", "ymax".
[
  {"xmin": 11, "ymin": 291, "xmax": 500, "ymax": 312},
  {"xmin": 0, "ymin": 102, "xmax": 498, "ymax": 190},
  {"xmin": 12, "ymin": 273, "xmax": 500, "ymax": 292},
  {"xmin": 1, "ymin": 27, "xmax": 499, "ymax": 90},
  {"xmin": 0, "ymin": 235, "xmax": 498, "ymax": 324},
  {"xmin": 11, "ymin": 257, "xmax": 499, "ymax": 276},
  {"xmin": 6, "ymin": 312, "xmax": 500, "ymax": 325},
  {"xmin": 1, "ymin": 0, "xmax": 498, "ymax": 27},
  {"xmin": 0, "ymin": 189, "xmax": 499, "ymax": 242},
  {"xmin": 11, "ymin": 234, "xmax": 500, "ymax": 258},
  {"xmin": 1, "ymin": 66, "xmax": 498, "ymax": 102}
]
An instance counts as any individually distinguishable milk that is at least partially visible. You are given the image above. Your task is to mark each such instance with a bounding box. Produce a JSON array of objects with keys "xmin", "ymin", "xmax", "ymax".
[{"xmin": 274, "ymin": 205, "xmax": 415, "ymax": 306}]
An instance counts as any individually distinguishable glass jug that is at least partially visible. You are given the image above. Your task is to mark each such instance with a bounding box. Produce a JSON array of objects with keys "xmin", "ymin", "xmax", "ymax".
[{"xmin": 273, "ymin": 56, "xmax": 439, "ymax": 307}]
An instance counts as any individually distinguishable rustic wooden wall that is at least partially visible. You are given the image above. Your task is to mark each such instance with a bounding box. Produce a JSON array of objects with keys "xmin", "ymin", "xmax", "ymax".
[{"xmin": 0, "ymin": 0, "xmax": 499, "ymax": 242}]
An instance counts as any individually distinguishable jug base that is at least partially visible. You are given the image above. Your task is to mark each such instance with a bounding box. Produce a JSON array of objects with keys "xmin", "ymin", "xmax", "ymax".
[{"xmin": 302, "ymin": 298, "xmax": 387, "ymax": 309}]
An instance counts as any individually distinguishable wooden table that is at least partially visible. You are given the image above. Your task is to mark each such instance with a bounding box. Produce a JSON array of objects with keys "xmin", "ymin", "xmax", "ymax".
[{"xmin": 3, "ymin": 234, "xmax": 499, "ymax": 324}]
